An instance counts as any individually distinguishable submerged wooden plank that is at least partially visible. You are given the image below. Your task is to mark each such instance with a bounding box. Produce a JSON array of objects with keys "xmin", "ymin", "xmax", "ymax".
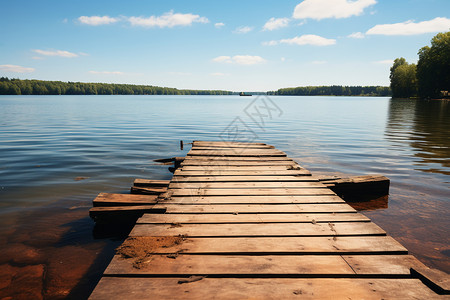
[
  {"xmin": 137, "ymin": 213, "xmax": 369, "ymax": 224},
  {"xmin": 169, "ymin": 181, "xmax": 325, "ymax": 189},
  {"xmin": 171, "ymin": 175, "xmax": 318, "ymax": 182},
  {"xmin": 105, "ymin": 255, "xmax": 353, "ymax": 275},
  {"xmin": 173, "ymin": 170, "xmax": 311, "ymax": 176},
  {"xmin": 130, "ymin": 222, "xmax": 385, "ymax": 237},
  {"xmin": 111, "ymin": 236, "xmax": 407, "ymax": 254},
  {"xmin": 157, "ymin": 203, "xmax": 356, "ymax": 213},
  {"xmin": 168, "ymin": 188, "xmax": 334, "ymax": 196},
  {"xmin": 89, "ymin": 278, "xmax": 442, "ymax": 300},
  {"xmin": 157, "ymin": 195, "xmax": 345, "ymax": 204},
  {"xmin": 93, "ymin": 193, "xmax": 158, "ymax": 207}
]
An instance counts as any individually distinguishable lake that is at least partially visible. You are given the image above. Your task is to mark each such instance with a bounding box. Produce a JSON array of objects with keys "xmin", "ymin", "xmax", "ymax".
[{"xmin": 0, "ymin": 95, "xmax": 449, "ymax": 299}]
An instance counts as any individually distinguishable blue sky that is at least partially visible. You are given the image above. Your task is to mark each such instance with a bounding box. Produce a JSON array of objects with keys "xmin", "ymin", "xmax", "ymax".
[{"xmin": 1, "ymin": 0, "xmax": 449, "ymax": 91}]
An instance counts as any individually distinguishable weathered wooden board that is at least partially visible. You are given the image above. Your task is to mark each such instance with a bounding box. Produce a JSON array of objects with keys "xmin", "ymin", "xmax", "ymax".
[
  {"xmin": 111, "ymin": 236, "xmax": 407, "ymax": 254},
  {"xmin": 192, "ymin": 141, "xmax": 271, "ymax": 147},
  {"xmin": 187, "ymin": 151, "xmax": 287, "ymax": 157},
  {"xmin": 171, "ymin": 175, "xmax": 317, "ymax": 182},
  {"xmin": 342, "ymin": 255, "xmax": 426, "ymax": 275},
  {"xmin": 167, "ymin": 188, "xmax": 334, "ymax": 196},
  {"xmin": 180, "ymin": 165, "xmax": 304, "ymax": 171},
  {"xmin": 137, "ymin": 213, "xmax": 368, "ymax": 224},
  {"xmin": 130, "ymin": 222, "xmax": 385, "ymax": 237},
  {"xmin": 130, "ymin": 186, "xmax": 168, "ymax": 195},
  {"xmin": 89, "ymin": 278, "xmax": 442, "ymax": 300},
  {"xmin": 169, "ymin": 182, "xmax": 325, "ymax": 189},
  {"xmin": 181, "ymin": 160, "xmax": 297, "ymax": 166},
  {"xmin": 174, "ymin": 170, "xmax": 311, "ymax": 176},
  {"xmin": 182, "ymin": 156, "xmax": 293, "ymax": 161},
  {"xmin": 133, "ymin": 179, "xmax": 170, "ymax": 187},
  {"xmin": 106, "ymin": 255, "xmax": 353, "ymax": 275},
  {"xmin": 158, "ymin": 195, "xmax": 345, "ymax": 204},
  {"xmin": 157, "ymin": 203, "xmax": 356, "ymax": 213},
  {"xmin": 93, "ymin": 193, "xmax": 158, "ymax": 207}
]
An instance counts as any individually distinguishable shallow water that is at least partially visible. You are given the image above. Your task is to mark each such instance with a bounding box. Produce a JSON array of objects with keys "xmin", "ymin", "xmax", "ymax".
[{"xmin": 0, "ymin": 95, "xmax": 449, "ymax": 298}]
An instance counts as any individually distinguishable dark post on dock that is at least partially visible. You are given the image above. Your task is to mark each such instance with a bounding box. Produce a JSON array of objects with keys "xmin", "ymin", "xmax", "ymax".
[{"xmin": 88, "ymin": 141, "xmax": 449, "ymax": 299}]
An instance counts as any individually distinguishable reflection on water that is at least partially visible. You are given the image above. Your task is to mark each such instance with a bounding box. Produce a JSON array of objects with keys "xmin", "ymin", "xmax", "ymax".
[{"xmin": 0, "ymin": 95, "xmax": 449, "ymax": 298}]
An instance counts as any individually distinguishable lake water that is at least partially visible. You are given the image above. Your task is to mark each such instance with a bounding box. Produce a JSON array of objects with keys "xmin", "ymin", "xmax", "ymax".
[{"xmin": 0, "ymin": 95, "xmax": 449, "ymax": 298}]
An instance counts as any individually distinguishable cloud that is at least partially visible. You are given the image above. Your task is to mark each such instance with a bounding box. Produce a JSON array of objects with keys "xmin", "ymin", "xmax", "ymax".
[
  {"xmin": 89, "ymin": 71, "xmax": 124, "ymax": 75},
  {"xmin": 215, "ymin": 22, "xmax": 225, "ymax": 28},
  {"xmin": 311, "ymin": 60, "xmax": 327, "ymax": 64},
  {"xmin": 33, "ymin": 49, "xmax": 79, "ymax": 58},
  {"xmin": 233, "ymin": 26, "xmax": 253, "ymax": 34},
  {"xmin": 263, "ymin": 17, "xmax": 290, "ymax": 31},
  {"xmin": 78, "ymin": 15, "xmax": 119, "ymax": 26},
  {"xmin": 373, "ymin": 60, "xmax": 394, "ymax": 64},
  {"xmin": 212, "ymin": 55, "xmax": 266, "ymax": 65},
  {"xmin": 210, "ymin": 72, "xmax": 229, "ymax": 76},
  {"xmin": 262, "ymin": 40, "xmax": 279, "ymax": 46},
  {"xmin": 348, "ymin": 32, "xmax": 365, "ymax": 38},
  {"xmin": 293, "ymin": 0, "xmax": 376, "ymax": 20},
  {"xmin": 128, "ymin": 11, "xmax": 209, "ymax": 28},
  {"xmin": 279, "ymin": 34, "xmax": 336, "ymax": 46},
  {"xmin": 0, "ymin": 64, "xmax": 35, "ymax": 73},
  {"xmin": 281, "ymin": 57, "xmax": 286, "ymax": 62},
  {"xmin": 366, "ymin": 17, "xmax": 450, "ymax": 36}
]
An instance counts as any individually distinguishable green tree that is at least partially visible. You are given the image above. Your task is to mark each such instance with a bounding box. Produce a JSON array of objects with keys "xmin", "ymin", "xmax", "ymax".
[
  {"xmin": 390, "ymin": 58, "xmax": 418, "ymax": 98},
  {"xmin": 417, "ymin": 31, "xmax": 450, "ymax": 98}
]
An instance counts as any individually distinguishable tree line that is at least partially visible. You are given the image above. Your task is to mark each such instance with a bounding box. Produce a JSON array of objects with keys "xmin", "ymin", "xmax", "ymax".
[
  {"xmin": 0, "ymin": 78, "xmax": 233, "ymax": 95},
  {"xmin": 270, "ymin": 85, "xmax": 391, "ymax": 96},
  {"xmin": 390, "ymin": 31, "xmax": 449, "ymax": 98}
]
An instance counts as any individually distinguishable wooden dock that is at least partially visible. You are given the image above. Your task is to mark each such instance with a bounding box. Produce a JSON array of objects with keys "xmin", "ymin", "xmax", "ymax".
[{"xmin": 89, "ymin": 141, "xmax": 449, "ymax": 299}]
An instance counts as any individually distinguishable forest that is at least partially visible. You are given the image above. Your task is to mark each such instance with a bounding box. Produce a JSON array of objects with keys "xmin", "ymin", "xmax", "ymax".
[
  {"xmin": 270, "ymin": 85, "xmax": 391, "ymax": 96},
  {"xmin": 390, "ymin": 31, "xmax": 449, "ymax": 98},
  {"xmin": 0, "ymin": 78, "xmax": 233, "ymax": 95}
]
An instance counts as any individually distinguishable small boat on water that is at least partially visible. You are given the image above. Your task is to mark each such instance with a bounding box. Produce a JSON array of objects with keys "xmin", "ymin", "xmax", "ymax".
[{"xmin": 239, "ymin": 92, "xmax": 252, "ymax": 96}]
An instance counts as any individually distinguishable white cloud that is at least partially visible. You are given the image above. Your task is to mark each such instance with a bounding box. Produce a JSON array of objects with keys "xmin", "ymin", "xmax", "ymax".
[
  {"xmin": 263, "ymin": 17, "xmax": 290, "ymax": 31},
  {"xmin": 280, "ymin": 34, "xmax": 336, "ymax": 46},
  {"xmin": 366, "ymin": 17, "xmax": 450, "ymax": 36},
  {"xmin": 348, "ymin": 32, "xmax": 365, "ymax": 39},
  {"xmin": 128, "ymin": 11, "xmax": 209, "ymax": 28},
  {"xmin": 233, "ymin": 26, "xmax": 253, "ymax": 34},
  {"xmin": 262, "ymin": 40, "xmax": 279, "ymax": 46},
  {"xmin": 89, "ymin": 71, "xmax": 124, "ymax": 75},
  {"xmin": 210, "ymin": 72, "xmax": 229, "ymax": 76},
  {"xmin": 215, "ymin": 22, "xmax": 225, "ymax": 28},
  {"xmin": 293, "ymin": 0, "xmax": 376, "ymax": 20},
  {"xmin": 33, "ymin": 49, "xmax": 79, "ymax": 58},
  {"xmin": 373, "ymin": 60, "xmax": 394, "ymax": 64},
  {"xmin": 78, "ymin": 15, "xmax": 119, "ymax": 26},
  {"xmin": 0, "ymin": 64, "xmax": 35, "ymax": 73},
  {"xmin": 212, "ymin": 55, "xmax": 266, "ymax": 65},
  {"xmin": 311, "ymin": 60, "xmax": 327, "ymax": 64}
]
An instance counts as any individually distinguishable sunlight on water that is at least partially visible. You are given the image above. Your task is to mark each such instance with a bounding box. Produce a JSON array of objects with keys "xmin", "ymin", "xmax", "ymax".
[{"xmin": 0, "ymin": 95, "xmax": 449, "ymax": 298}]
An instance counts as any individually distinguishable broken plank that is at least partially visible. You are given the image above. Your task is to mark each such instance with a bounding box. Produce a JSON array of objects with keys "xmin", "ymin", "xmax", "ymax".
[
  {"xmin": 137, "ymin": 212, "xmax": 368, "ymax": 224},
  {"xmin": 157, "ymin": 203, "xmax": 356, "ymax": 213},
  {"xmin": 157, "ymin": 195, "xmax": 345, "ymax": 204},
  {"xmin": 89, "ymin": 278, "xmax": 442, "ymax": 300},
  {"xmin": 93, "ymin": 193, "xmax": 158, "ymax": 207},
  {"xmin": 130, "ymin": 186, "xmax": 168, "ymax": 195},
  {"xmin": 168, "ymin": 181, "xmax": 325, "ymax": 189},
  {"xmin": 129, "ymin": 222, "xmax": 385, "ymax": 237},
  {"xmin": 167, "ymin": 188, "xmax": 334, "ymax": 197}
]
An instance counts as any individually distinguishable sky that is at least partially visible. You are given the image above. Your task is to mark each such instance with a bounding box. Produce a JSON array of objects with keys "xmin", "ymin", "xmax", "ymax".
[{"xmin": 0, "ymin": 0, "xmax": 449, "ymax": 92}]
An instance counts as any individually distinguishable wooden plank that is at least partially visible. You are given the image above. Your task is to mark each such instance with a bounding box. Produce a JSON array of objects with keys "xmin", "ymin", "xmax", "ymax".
[
  {"xmin": 90, "ymin": 278, "xmax": 442, "ymax": 300},
  {"xmin": 343, "ymin": 255, "xmax": 426, "ymax": 275},
  {"xmin": 93, "ymin": 193, "xmax": 158, "ymax": 207},
  {"xmin": 108, "ymin": 236, "xmax": 407, "ymax": 254},
  {"xmin": 168, "ymin": 182, "xmax": 325, "ymax": 189},
  {"xmin": 182, "ymin": 156, "xmax": 293, "ymax": 161},
  {"xmin": 157, "ymin": 203, "xmax": 356, "ymax": 213},
  {"xmin": 130, "ymin": 222, "xmax": 385, "ymax": 237},
  {"xmin": 192, "ymin": 146, "xmax": 275, "ymax": 150},
  {"xmin": 158, "ymin": 195, "xmax": 345, "ymax": 204},
  {"xmin": 89, "ymin": 205, "xmax": 166, "ymax": 220},
  {"xmin": 181, "ymin": 160, "xmax": 297, "ymax": 166},
  {"xmin": 167, "ymin": 188, "xmax": 334, "ymax": 196},
  {"xmin": 187, "ymin": 151, "xmax": 287, "ymax": 157},
  {"xmin": 171, "ymin": 175, "xmax": 318, "ymax": 182},
  {"xmin": 105, "ymin": 255, "xmax": 354, "ymax": 275},
  {"xmin": 192, "ymin": 141, "xmax": 270, "ymax": 147},
  {"xmin": 130, "ymin": 186, "xmax": 167, "ymax": 195},
  {"xmin": 180, "ymin": 165, "xmax": 304, "ymax": 171},
  {"xmin": 173, "ymin": 170, "xmax": 311, "ymax": 176},
  {"xmin": 137, "ymin": 213, "xmax": 369, "ymax": 224},
  {"xmin": 133, "ymin": 179, "xmax": 170, "ymax": 187}
]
